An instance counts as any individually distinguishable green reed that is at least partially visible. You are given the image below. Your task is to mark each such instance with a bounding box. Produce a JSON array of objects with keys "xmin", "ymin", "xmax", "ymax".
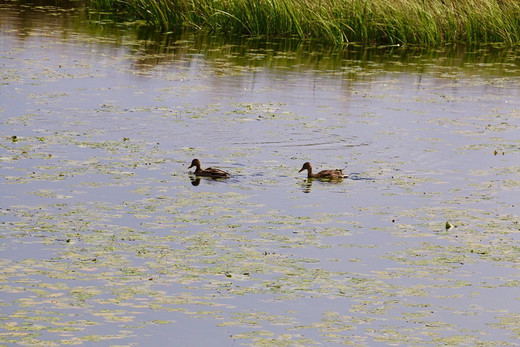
[{"xmin": 87, "ymin": 0, "xmax": 520, "ymax": 44}]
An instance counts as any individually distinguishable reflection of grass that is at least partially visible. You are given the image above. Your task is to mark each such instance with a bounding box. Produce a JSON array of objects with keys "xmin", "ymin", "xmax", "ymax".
[{"xmin": 87, "ymin": 0, "xmax": 520, "ymax": 44}]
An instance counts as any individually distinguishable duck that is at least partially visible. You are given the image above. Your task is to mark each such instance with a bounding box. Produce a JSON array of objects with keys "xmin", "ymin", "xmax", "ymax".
[
  {"xmin": 188, "ymin": 159, "xmax": 230, "ymax": 178},
  {"xmin": 298, "ymin": 162, "xmax": 346, "ymax": 180}
]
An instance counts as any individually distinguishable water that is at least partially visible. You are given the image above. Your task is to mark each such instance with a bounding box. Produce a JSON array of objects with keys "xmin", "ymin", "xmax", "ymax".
[{"xmin": 2, "ymin": 1, "xmax": 520, "ymax": 345}]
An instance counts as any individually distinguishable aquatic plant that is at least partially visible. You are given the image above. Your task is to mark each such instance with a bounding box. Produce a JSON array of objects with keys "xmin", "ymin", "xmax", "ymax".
[{"xmin": 86, "ymin": 0, "xmax": 520, "ymax": 44}]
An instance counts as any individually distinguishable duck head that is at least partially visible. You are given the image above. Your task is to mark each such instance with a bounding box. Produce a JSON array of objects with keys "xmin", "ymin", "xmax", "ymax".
[
  {"xmin": 298, "ymin": 162, "xmax": 312, "ymax": 173},
  {"xmin": 189, "ymin": 159, "xmax": 201, "ymax": 169}
]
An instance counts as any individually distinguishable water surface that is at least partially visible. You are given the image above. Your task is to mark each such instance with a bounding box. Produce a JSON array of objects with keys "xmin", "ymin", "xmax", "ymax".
[{"xmin": 2, "ymin": 1, "xmax": 520, "ymax": 345}]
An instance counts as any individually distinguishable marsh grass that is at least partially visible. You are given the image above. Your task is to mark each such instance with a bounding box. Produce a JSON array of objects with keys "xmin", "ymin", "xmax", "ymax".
[{"xmin": 88, "ymin": 0, "xmax": 520, "ymax": 45}]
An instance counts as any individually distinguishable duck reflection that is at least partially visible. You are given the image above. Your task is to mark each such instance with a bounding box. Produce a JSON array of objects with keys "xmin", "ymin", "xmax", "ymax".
[
  {"xmin": 301, "ymin": 179, "xmax": 313, "ymax": 193},
  {"xmin": 300, "ymin": 177, "xmax": 345, "ymax": 193},
  {"xmin": 189, "ymin": 175, "xmax": 201, "ymax": 186},
  {"xmin": 188, "ymin": 173, "xmax": 231, "ymax": 186}
]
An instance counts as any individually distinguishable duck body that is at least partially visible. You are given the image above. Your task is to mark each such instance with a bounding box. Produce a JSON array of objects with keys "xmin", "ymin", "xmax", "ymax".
[
  {"xmin": 299, "ymin": 162, "xmax": 346, "ymax": 180},
  {"xmin": 189, "ymin": 159, "xmax": 230, "ymax": 178}
]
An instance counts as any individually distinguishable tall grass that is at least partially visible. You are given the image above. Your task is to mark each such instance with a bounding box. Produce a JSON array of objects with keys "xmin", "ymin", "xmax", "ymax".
[{"xmin": 87, "ymin": 0, "xmax": 520, "ymax": 44}]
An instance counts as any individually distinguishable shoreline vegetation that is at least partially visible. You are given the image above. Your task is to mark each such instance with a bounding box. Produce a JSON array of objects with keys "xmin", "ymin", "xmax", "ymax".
[{"xmin": 86, "ymin": 0, "xmax": 520, "ymax": 45}]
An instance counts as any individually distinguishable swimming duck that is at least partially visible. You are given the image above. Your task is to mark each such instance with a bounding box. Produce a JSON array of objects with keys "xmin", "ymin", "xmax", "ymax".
[
  {"xmin": 189, "ymin": 159, "xmax": 230, "ymax": 178},
  {"xmin": 298, "ymin": 162, "xmax": 346, "ymax": 179}
]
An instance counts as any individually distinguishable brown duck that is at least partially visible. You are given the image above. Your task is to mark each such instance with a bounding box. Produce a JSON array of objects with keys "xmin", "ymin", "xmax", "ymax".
[
  {"xmin": 299, "ymin": 162, "xmax": 346, "ymax": 179},
  {"xmin": 189, "ymin": 159, "xmax": 230, "ymax": 178}
]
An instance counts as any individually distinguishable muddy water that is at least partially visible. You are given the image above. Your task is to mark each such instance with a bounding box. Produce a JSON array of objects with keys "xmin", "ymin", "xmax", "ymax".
[{"xmin": 2, "ymin": 1, "xmax": 520, "ymax": 346}]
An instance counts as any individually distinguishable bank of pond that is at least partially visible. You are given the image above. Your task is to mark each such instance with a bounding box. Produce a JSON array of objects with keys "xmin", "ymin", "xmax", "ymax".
[{"xmin": 85, "ymin": 0, "xmax": 520, "ymax": 45}]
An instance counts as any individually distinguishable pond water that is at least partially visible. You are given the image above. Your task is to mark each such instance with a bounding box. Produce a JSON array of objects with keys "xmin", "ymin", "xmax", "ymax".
[{"xmin": 2, "ymin": 1, "xmax": 520, "ymax": 346}]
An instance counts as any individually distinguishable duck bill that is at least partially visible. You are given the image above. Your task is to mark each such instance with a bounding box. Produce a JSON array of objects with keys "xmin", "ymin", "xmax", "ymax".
[{"xmin": 298, "ymin": 168, "xmax": 305, "ymax": 173}]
